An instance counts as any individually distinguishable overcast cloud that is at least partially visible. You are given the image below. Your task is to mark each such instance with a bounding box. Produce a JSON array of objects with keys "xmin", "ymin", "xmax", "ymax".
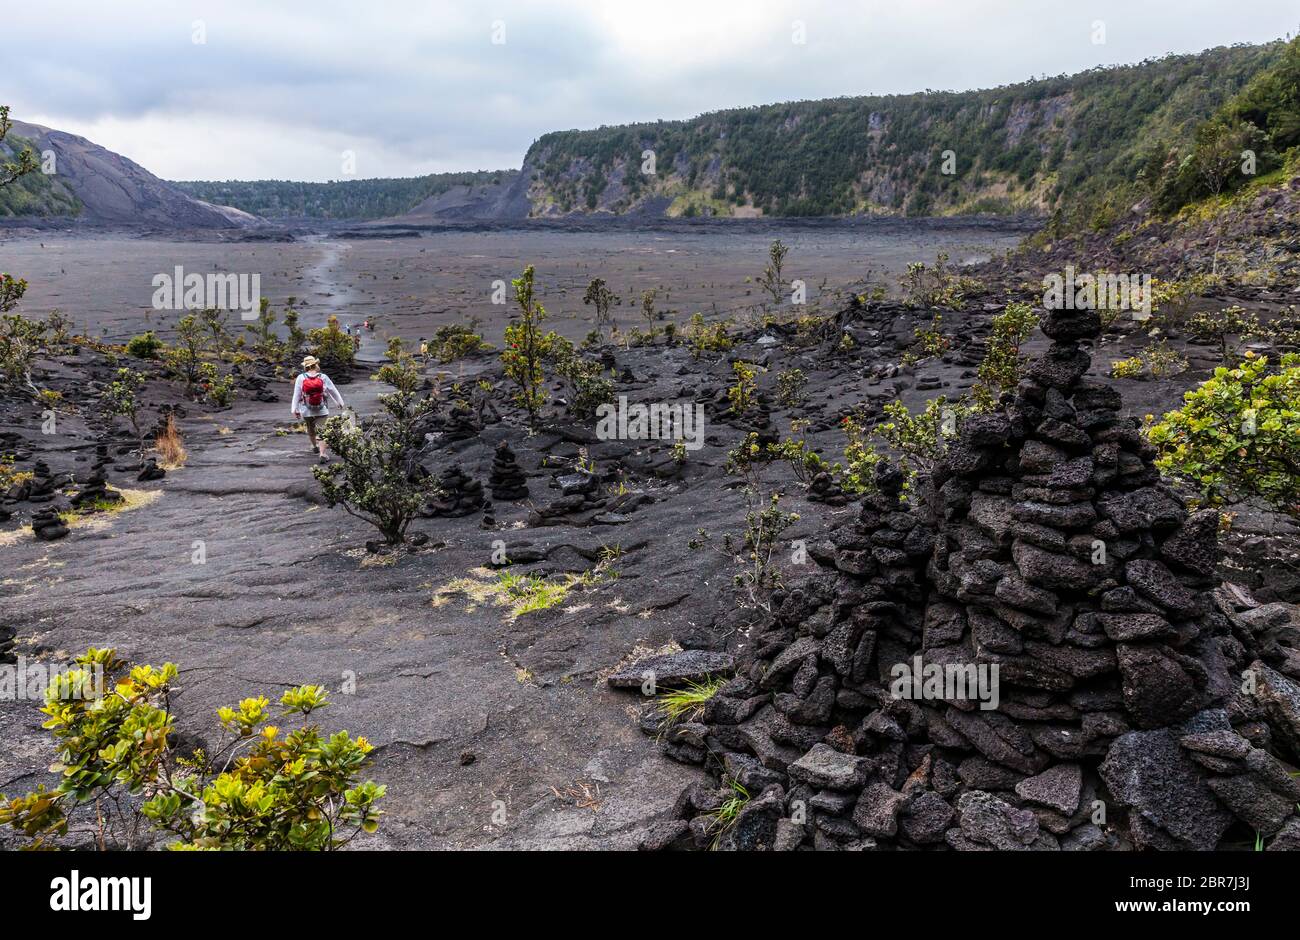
[{"xmin": 5, "ymin": 0, "xmax": 1298, "ymax": 181}]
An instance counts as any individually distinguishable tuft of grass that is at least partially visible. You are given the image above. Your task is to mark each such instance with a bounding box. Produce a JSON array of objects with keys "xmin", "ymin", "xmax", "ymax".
[
  {"xmin": 75, "ymin": 496, "xmax": 125, "ymax": 514},
  {"xmin": 434, "ymin": 565, "xmax": 613, "ymax": 621},
  {"xmin": 66, "ymin": 488, "xmax": 158, "ymax": 526},
  {"xmin": 708, "ymin": 778, "xmax": 751, "ymax": 850},
  {"xmin": 154, "ymin": 415, "xmax": 187, "ymax": 468},
  {"xmin": 497, "ymin": 571, "xmax": 570, "ymax": 616},
  {"xmin": 659, "ymin": 677, "xmax": 725, "ymax": 726}
]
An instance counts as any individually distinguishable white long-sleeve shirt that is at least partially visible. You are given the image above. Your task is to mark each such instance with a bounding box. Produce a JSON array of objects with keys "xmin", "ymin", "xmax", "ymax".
[{"xmin": 291, "ymin": 371, "xmax": 345, "ymax": 416}]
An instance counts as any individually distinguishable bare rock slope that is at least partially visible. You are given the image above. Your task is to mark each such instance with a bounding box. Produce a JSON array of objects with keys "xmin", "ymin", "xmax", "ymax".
[{"xmin": 7, "ymin": 120, "xmax": 257, "ymax": 229}]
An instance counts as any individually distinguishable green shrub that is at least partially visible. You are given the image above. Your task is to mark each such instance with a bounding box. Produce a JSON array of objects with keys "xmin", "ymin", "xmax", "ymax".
[
  {"xmin": 727, "ymin": 360, "xmax": 758, "ymax": 416},
  {"xmin": 839, "ymin": 397, "xmax": 968, "ymax": 495},
  {"xmin": 758, "ymin": 239, "xmax": 789, "ymax": 305},
  {"xmin": 776, "ymin": 368, "xmax": 808, "ymax": 407},
  {"xmin": 0, "ymin": 647, "xmax": 385, "ymax": 850},
  {"xmin": 315, "ymin": 357, "xmax": 442, "ymax": 544},
  {"xmin": 198, "ymin": 362, "xmax": 236, "ymax": 407},
  {"xmin": 430, "ymin": 323, "xmax": 492, "ymax": 362},
  {"xmin": 1110, "ymin": 356, "xmax": 1145, "ymax": 378},
  {"xmin": 102, "ymin": 368, "xmax": 146, "ymax": 454},
  {"xmin": 974, "ymin": 301, "xmax": 1039, "ymax": 408},
  {"xmin": 548, "ymin": 338, "xmax": 615, "ymax": 419},
  {"xmin": 502, "ymin": 266, "xmax": 561, "ymax": 424},
  {"xmin": 1148, "ymin": 352, "xmax": 1300, "ymax": 513},
  {"xmin": 308, "ymin": 315, "xmax": 355, "ymax": 371},
  {"xmin": 770, "ymin": 438, "xmax": 833, "ymax": 485},
  {"xmin": 900, "ymin": 252, "xmax": 979, "ymax": 309},
  {"xmin": 1188, "ymin": 305, "xmax": 1262, "ymax": 363},
  {"xmin": 908, "ymin": 312, "xmax": 951, "ymax": 363},
  {"xmin": 640, "ymin": 288, "xmax": 659, "ymax": 335},
  {"xmin": 163, "ymin": 313, "xmax": 207, "ymax": 392},
  {"xmin": 685, "ymin": 313, "xmax": 733, "ymax": 358},
  {"xmin": 840, "ymin": 416, "xmax": 884, "ymax": 494},
  {"xmin": 0, "ymin": 309, "xmax": 45, "ymax": 396},
  {"xmin": 1143, "ymin": 339, "xmax": 1189, "ymax": 378},
  {"xmin": 582, "ymin": 278, "xmax": 620, "ymax": 336},
  {"xmin": 125, "ymin": 330, "xmax": 164, "ymax": 359},
  {"xmin": 1269, "ymin": 305, "xmax": 1300, "ymax": 347}
]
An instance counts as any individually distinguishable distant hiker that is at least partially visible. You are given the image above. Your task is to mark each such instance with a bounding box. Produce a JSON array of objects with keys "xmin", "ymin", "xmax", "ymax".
[
  {"xmin": 291, "ymin": 355, "xmax": 345, "ymax": 463},
  {"xmin": 418, "ymin": 337, "xmax": 428, "ymax": 360}
]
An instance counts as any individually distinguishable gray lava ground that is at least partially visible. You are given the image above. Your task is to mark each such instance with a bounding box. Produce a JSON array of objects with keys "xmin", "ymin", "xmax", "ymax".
[{"xmin": 3, "ymin": 237, "xmax": 1299, "ymax": 850}]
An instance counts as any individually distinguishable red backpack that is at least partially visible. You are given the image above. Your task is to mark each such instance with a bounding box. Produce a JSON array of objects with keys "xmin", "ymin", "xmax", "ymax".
[{"xmin": 301, "ymin": 374, "xmax": 326, "ymax": 407}]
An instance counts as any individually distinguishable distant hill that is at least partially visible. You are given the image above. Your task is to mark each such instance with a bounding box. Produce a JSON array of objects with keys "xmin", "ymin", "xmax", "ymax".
[
  {"xmin": 173, "ymin": 171, "xmax": 519, "ymax": 221},
  {"xmin": 0, "ymin": 120, "xmax": 254, "ymax": 228},
  {"xmin": 520, "ymin": 42, "xmax": 1287, "ymax": 220}
]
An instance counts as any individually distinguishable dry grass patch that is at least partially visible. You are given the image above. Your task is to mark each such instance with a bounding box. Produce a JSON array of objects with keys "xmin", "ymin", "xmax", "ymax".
[{"xmin": 154, "ymin": 414, "xmax": 187, "ymax": 469}]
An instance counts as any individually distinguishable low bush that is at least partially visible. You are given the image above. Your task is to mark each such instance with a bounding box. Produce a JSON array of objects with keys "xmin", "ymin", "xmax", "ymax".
[
  {"xmin": 1147, "ymin": 352, "xmax": 1300, "ymax": 514},
  {"xmin": 0, "ymin": 648, "xmax": 385, "ymax": 850}
]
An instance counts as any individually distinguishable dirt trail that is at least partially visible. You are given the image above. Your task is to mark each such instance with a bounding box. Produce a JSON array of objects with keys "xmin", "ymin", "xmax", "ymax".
[
  {"xmin": 299, "ymin": 236, "xmax": 389, "ymax": 363},
  {"xmin": 0, "ymin": 373, "xmax": 706, "ymax": 849}
]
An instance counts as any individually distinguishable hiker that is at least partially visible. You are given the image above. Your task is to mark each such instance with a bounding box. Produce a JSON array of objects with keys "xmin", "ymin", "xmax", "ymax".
[{"xmin": 291, "ymin": 355, "xmax": 346, "ymax": 463}]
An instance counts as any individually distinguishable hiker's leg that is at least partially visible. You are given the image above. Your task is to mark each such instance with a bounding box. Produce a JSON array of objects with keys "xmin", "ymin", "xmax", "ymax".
[
  {"xmin": 305, "ymin": 417, "xmax": 320, "ymax": 453},
  {"xmin": 312, "ymin": 418, "xmax": 327, "ymax": 456}
]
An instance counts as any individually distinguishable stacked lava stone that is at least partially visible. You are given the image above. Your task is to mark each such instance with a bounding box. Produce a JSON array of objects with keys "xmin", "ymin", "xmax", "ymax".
[
  {"xmin": 422, "ymin": 464, "xmax": 485, "ymax": 518},
  {"xmin": 489, "ymin": 441, "xmax": 529, "ymax": 501},
  {"xmin": 638, "ymin": 306, "xmax": 1300, "ymax": 852}
]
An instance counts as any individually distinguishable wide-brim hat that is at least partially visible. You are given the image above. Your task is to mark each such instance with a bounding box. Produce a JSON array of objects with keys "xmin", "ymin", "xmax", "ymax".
[{"xmin": 301, "ymin": 355, "xmax": 321, "ymax": 370}]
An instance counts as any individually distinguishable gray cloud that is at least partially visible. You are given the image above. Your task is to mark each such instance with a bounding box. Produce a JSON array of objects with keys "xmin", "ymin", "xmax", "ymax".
[{"xmin": 6, "ymin": 0, "xmax": 1298, "ymax": 180}]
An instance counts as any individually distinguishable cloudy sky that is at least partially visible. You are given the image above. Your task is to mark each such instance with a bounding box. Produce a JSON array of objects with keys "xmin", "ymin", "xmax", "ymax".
[{"xmin": 7, "ymin": 1, "xmax": 1297, "ymax": 182}]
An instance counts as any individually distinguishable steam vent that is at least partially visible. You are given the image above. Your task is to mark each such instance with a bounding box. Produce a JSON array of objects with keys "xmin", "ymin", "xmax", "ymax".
[{"xmin": 640, "ymin": 305, "xmax": 1300, "ymax": 851}]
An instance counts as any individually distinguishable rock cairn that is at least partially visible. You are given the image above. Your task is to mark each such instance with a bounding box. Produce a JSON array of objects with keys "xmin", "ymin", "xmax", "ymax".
[
  {"xmin": 489, "ymin": 441, "xmax": 529, "ymax": 501},
  {"xmin": 436, "ymin": 402, "xmax": 481, "ymax": 442},
  {"xmin": 0, "ymin": 431, "xmax": 30, "ymax": 462},
  {"xmin": 233, "ymin": 363, "xmax": 279, "ymax": 403},
  {"xmin": 528, "ymin": 466, "xmax": 650, "ymax": 528},
  {"xmin": 807, "ymin": 470, "xmax": 848, "ymax": 506},
  {"xmin": 71, "ymin": 466, "xmax": 123, "ymax": 511},
  {"xmin": 25, "ymin": 461, "xmax": 58, "ymax": 503},
  {"xmin": 422, "ymin": 464, "xmax": 485, "ymax": 518},
  {"xmin": 31, "ymin": 507, "xmax": 69, "ymax": 541},
  {"xmin": 639, "ymin": 305, "xmax": 1300, "ymax": 851}
]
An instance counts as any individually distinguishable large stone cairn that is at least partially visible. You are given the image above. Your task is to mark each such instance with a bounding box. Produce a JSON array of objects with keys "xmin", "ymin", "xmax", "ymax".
[
  {"xmin": 422, "ymin": 464, "xmax": 485, "ymax": 518},
  {"xmin": 489, "ymin": 441, "xmax": 529, "ymax": 501},
  {"xmin": 648, "ymin": 305, "xmax": 1300, "ymax": 852}
]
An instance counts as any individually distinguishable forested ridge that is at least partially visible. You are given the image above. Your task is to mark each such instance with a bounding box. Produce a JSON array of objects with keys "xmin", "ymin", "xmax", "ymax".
[
  {"xmin": 524, "ymin": 41, "xmax": 1289, "ymax": 220},
  {"xmin": 172, "ymin": 170, "xmax": 511, "ymax": 220}
]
